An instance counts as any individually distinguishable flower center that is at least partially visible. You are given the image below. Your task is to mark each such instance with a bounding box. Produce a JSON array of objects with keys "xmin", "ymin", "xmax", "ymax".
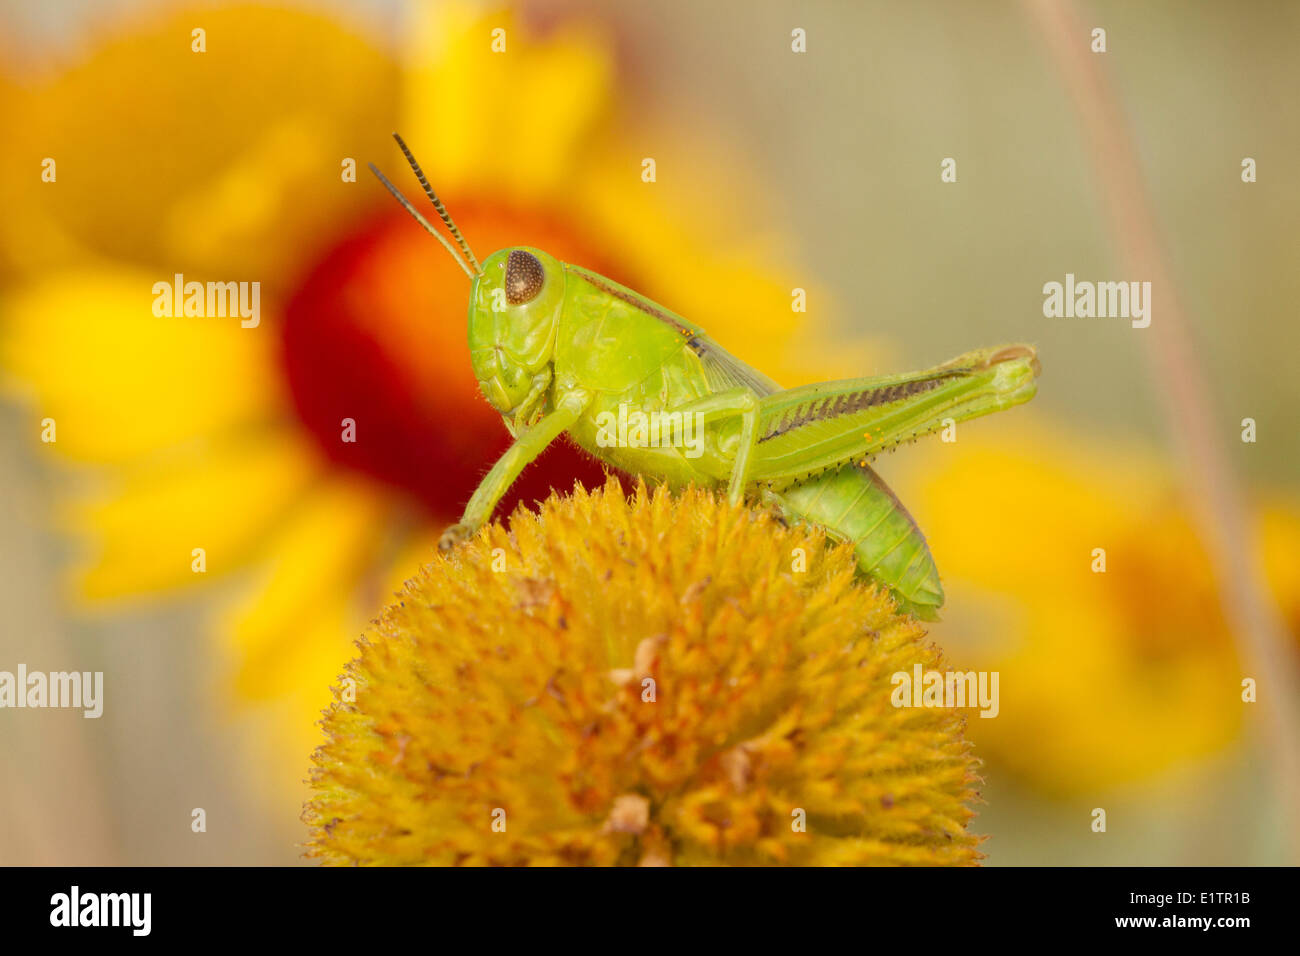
[{"xmin": 280, "ymin": 200, "xmax": 627, "ymax": 518}]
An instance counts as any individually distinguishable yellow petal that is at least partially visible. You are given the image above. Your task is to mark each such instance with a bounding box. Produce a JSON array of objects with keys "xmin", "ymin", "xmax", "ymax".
[
  {"xmin": 894, "ymin": 416, "xmax": 1168, "ymax": 588},
  {"xmin": 402, "ymin": 3, "xmax": 614, "ymax": 201},
  {"xmin": 2, "ymin": 269, "xmax": 284, "ymax": 463},
  {"xmin": 891, "ymin": 415, "xmax": 1244, "ymax": 792},
  {"xmin": 1259, "ymin": 498, "xmax": 1300, "ymax": 641},
  {"xmin": 65, "ymin": 430, "xmax": 323, "ymax": 600},
  {"xmin": 221, "ymin": 475, "xmax": 390, "ymax": 701},
  {"xmin": 0, "ymin": 4, "xmax": 399, "ymax": 284}
]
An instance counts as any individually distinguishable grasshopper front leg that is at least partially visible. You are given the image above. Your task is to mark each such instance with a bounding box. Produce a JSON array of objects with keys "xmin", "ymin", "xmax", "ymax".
[{"xmin": 439, "ymin": 389, "xmax": 591, "ymax": 551}]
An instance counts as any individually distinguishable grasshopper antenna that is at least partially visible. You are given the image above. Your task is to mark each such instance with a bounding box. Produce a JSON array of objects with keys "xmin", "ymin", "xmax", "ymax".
[
  {"xmin": 390, "ymin": 132, "xmax": 482, "ymax": 275},
  {"xmin": 368, "ymin": 161, "xmax": 477, "ymax": 281}
]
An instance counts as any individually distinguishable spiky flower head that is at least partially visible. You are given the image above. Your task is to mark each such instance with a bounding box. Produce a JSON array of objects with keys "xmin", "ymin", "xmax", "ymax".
[{"xmin": 303, "ymin": 479, "xmax": 982, "ymax": 865}]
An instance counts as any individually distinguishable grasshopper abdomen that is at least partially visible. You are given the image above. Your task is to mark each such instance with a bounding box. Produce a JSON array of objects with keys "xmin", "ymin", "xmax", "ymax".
[{"xmin": 771, "ymin": 462, "xmax": 944, "ymax": 620}]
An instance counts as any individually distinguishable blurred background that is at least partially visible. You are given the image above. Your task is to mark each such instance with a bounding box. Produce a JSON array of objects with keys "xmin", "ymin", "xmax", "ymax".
[{"xmin": 1, "ymin": 0, "xmax": 1297, "ymax": 865}]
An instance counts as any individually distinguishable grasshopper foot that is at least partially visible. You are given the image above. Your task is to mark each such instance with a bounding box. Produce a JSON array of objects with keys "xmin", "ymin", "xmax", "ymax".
[
  {"xmin": 438, "ymin": 522, "xmax": 474, "ymax": 553},
  {"xmin": 758, "ymin": 488, "xmax": 790, "ymax": 526}
]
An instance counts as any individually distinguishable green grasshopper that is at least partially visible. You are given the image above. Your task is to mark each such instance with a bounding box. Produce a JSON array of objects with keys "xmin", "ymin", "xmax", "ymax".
[{"xmin": 371, "ymin": 134, "xmax": 1039, "ymax": 620}]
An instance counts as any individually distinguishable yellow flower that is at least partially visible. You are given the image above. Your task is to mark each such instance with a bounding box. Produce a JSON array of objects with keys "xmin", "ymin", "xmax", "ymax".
[
  {"xmin": 304, "ymin": 480, "xmax": 983, "ymax": 866},
  {"xmin": 889, "ymin": 417, "xmax": 1257, "ymax": 794},
  {"xmin": 0, "ymin": 4, "xmax": 874, "ymax": 799}
]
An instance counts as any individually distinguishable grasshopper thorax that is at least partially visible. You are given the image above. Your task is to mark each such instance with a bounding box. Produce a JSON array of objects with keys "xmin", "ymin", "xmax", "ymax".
[{"xmin": 468, "ymin": 246, "xmax": 565, "ymax": 417}]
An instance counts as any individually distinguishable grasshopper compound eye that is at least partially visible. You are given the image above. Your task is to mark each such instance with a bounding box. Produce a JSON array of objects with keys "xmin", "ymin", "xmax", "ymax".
[{"xmin": 505, "ymin": 249, "xmax": 545, "ymax": 305}]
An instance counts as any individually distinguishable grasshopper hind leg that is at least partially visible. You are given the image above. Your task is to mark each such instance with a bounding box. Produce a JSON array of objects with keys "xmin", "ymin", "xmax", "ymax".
[{"xmin": 764, "ymin": 462, "xmax": 944, "ymax": 621}]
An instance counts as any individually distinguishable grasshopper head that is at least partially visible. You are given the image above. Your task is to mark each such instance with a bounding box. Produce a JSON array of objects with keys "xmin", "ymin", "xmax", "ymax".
[
  {"xmin": 467, "ymin": 247, "xmax": 565, "ymax": 417},
  {"xmin": 367, "ymin": 136, "xmax": 564, "ymax": 421}
]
